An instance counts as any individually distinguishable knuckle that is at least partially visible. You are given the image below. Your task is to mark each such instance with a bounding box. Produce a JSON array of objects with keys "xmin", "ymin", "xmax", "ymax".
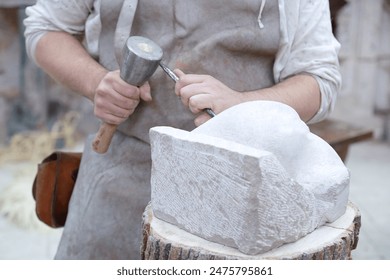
[
  {"xmin": 177, "ymin": 79, "xmax": 186, "ymax": 88},
  {"xmin": 95, "ymin": 87, "xmax": 109, "ymax": 100},
  {"xmin": 122, "ymin": 99, "xmax": 132, "ymax": 109},
  {"xmin": 180, "ymin": 89, "xmax": 191, "ymax": 101},
  {"xmin": 127, "ymin": 107, "xmax": 136, "ymax": 115},
  {"xmin": 130, "ymin": 84, "xmax": 141, "ymax": 93},
  {"xmin": 93, "ymin": 108, "xmax": 100, "ymax": 118},
  {"xmin": 95, "ymin": 99, "xmax": 106, "ymax": 110},
  {"xmin": 94, "ymin": 87, "xmax": 103, "ymax": 96},
  {"xmin": 125, "ymin": 98, "xmax": 139, "ymax": 109},
  {"xmin": 188, "ymin": 96, "xmax": 198, "ymax": 107},
  {"xmin": 125, "ymin": 86, "xmax": 137, "ymax": 96},
  {"xmin": 105, "ymin": 71, "xmax": 116, "ymax": 81}
]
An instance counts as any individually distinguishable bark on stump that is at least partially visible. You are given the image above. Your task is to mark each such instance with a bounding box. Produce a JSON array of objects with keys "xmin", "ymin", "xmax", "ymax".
[{"xmin": 141, "ymin": 202, "xmax": 361, "ymax": 260}]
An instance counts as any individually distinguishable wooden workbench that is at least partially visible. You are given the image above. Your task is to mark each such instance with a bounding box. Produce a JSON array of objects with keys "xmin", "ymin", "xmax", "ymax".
[{"xmin": 309, "ymin": 119, "xmax": 373, "ymax": 162}]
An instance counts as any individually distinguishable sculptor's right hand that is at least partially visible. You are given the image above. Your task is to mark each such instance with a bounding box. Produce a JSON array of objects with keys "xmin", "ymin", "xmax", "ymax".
[{"xmin": 93, "ymin": 70, "xmax": 152, "ymax": 125}]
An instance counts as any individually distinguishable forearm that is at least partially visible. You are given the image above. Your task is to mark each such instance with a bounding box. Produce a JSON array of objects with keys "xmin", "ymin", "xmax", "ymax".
[
  {"xmin": 176, "ymin": 70, "xmax": 321, "ymax": 125},
  {"xmin": 241, "ymin": 74, "xmax": 321, "ymax": 122},
  {"xmin": 35, "ymin": 31, "xmax": 108, "ymax": 101}
]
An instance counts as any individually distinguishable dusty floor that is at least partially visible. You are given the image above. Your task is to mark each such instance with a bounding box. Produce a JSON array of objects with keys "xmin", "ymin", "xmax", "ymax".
[{"xmin": 347, "ymin": 140, "xmax": 390, "ymax": 260}]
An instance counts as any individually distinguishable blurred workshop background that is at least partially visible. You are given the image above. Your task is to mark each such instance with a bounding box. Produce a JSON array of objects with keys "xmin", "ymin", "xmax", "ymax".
[{"xmin": 0, "ymin": 0, "xmax": 389, "ymax": 260}]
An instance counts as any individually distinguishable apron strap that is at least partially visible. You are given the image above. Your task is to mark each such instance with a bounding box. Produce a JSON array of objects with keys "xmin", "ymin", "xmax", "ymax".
[
  {"xmin": 115, "ymin": 0, "xmax": 139, "ymax": 65},
  {"xmin": 98, "ymin": 0, "xmax": 138, "ymax": 70}
]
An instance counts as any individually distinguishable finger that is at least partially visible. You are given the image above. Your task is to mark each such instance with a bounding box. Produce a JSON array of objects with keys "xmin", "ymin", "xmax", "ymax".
[
  {"xmin": 177, "ymin": 72, "xmax": 211, "ymax": 85},
  {"xmin": 194, "ymin": 112, "xmax": 211, "ymax": 127},
  {"xmin": 188, "ymin": 94, "xmax": 214, "ymax": 115},
  {"xmin": 94, "ymin": 100, "xmax": 138, "ymax": 125},
  {"xmin": 139, "ymin": 82, "xmax": 152, "ymax": 102},
  {"xmin": 116, "ymin": 92, "xmax": 140, "ymax": 110},
  {"xmin": 97, "ymin": 88, "xmax": 140, "ymax": 112},
  {"xmin": 102, "ymin": 70, "xmax": 140, "ymax": 99},
  {"xmin": 112, "ymin": 81, "xmax": 140, "ymax": 100},
  {"xmin": 179, "ymin": 83, "xmax": 211, "ymax": 107},
  {"xmin": 94, "ymin": 109, "xmax": 127, "ymax": 125},
  {"xmin": 174, "ymin": 69, "xmax": 186, "ymax": 79},
  {"xmin": 94, "ymin": 86, "xmax": 139, "ymax": 113},
  {"xmin": 174, "ymin": 69, "xmax": 210, "ymax": 93},
  {"xmin": 176, "ymin": 75, "xmax": 214, "ymax": 100},
  {"xmin": 105, "ymin": 100, "xmax": 137, "ymax": 117}
]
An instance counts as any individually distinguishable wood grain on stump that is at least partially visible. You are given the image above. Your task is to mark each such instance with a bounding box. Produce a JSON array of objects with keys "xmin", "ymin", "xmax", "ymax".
[{"xmin": 141, "ymin": 202, "xmax": 361, "ymax": 260}]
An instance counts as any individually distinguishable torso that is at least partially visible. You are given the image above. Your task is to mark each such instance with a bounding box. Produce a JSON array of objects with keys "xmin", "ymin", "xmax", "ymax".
[{"xmin": 118, "ymin": 0, "xmax": 280, "ymax": 142}]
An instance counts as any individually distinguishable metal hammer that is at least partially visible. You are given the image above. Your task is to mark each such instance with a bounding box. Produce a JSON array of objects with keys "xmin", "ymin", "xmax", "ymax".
[{"xmin": 92, "ymin": 36, "xmax": 163, "ymax": 153}]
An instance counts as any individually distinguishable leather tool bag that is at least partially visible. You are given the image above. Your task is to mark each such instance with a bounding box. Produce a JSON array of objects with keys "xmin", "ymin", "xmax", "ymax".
[{"xmin": 32, "ymin": 152, "xmax": 82, "ymax": 228}]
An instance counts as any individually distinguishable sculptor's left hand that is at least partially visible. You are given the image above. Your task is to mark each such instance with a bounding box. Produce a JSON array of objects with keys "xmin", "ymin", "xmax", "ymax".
[{"xmin": 174, "ymin": 69, "xmax": 243, "ymax": 126}]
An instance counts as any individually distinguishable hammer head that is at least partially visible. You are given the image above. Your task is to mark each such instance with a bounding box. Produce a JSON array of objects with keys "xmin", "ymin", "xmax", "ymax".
[{"xmin": 120, "ymin": 36, "xmax": 163, "ymax": 86}]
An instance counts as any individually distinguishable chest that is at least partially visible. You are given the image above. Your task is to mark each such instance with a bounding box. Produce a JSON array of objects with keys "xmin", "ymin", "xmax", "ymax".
[{"xmin": 132, "ymin": 0, "xmax": 280, "ymax": 51}]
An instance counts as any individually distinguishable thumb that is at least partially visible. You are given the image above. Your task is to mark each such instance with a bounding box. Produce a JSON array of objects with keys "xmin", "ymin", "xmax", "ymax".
[{"xmin": 139, "ymin": 82, "xmax": 152, "ymax": 102}]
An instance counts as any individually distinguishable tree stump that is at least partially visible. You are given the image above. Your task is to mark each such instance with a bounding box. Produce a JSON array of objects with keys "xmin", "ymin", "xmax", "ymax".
[{"xmin": 141, "ymin": 202, "xmax": 361, "ymax": 260}]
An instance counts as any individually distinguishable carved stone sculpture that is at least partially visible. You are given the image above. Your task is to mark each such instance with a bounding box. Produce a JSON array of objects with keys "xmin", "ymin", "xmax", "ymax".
[{"xmin": 149, "ymin": 101, "xmax": 350, "ymax": 255}]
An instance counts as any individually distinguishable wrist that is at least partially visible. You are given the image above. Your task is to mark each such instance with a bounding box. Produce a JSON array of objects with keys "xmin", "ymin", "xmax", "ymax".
[
  {"xmin": 240, "ymin": 88, "xmax": 272, "ymax": 103},
  {"xmin": 86, "ymin": 68, "xmax": 109, "ymax": 102}
]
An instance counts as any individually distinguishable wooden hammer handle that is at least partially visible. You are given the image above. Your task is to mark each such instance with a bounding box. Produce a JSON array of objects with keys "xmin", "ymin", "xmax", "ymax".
[{"xmin": 92, "ymin": 122, "xmax": 118, "ymax": 154}]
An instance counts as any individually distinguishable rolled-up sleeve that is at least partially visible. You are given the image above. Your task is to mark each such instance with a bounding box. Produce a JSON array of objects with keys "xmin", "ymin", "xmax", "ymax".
[
  {"xmin": 275, "ymin": 0, "xmax": 342, "ymax": 123},
  {"xmin": 24, "ymin": 0, "xmax": 95, "ymax": 64}
]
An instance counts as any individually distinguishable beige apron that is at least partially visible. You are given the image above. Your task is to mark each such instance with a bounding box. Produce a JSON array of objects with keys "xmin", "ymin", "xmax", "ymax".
[{"xmin": 55, "ymin": 0, "xmax": 280, "ymax": 259}]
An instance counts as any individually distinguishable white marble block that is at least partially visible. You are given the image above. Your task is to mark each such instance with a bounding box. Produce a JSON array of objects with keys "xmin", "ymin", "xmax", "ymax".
[{"xmin": 149, "ymin": 101, "xmax": 350, "ymax": 255}]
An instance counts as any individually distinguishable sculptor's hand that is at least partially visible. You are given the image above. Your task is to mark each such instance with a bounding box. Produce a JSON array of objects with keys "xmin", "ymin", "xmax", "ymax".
[
  {"xmin": 174, "ymin": 69, "xmax": 242, "ymax": 126},
  {"xmin": 93, "ymin": 70, "xmax": 152, "ymax": 125}
]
